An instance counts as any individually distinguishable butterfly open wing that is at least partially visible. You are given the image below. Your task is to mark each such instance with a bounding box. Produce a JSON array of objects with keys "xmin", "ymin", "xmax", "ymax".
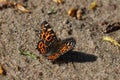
[
  {"xmin": 47, "ymin": 38, "xmax": 76, "ymax": 60},
  {"xmin": 37, "ymin": 21, "xmax": 58, "ymax": 55},
  {"xmin": 37, "ymin": 21, "xmax": 76, "ymax": 61}
]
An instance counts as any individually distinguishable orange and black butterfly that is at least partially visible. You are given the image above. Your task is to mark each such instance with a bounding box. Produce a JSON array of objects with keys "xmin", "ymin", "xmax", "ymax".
[{"xmin": 37, "ymin": 21, "xmax": 76, "ymax": 60}]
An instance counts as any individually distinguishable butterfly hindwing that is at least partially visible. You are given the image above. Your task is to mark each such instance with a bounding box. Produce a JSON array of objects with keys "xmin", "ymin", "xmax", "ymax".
[
  {"xmin": 37, "ymin": 40, "xmax": 47, "ymax": 55},
  {"xmin": 47, "ymin": 38, "xmax": 76, "ymax": 60}
]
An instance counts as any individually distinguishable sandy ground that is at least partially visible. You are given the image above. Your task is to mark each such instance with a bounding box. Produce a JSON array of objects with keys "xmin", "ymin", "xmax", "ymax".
[{"xmin": 0, "ymin": 0, "xmax": 120, "ymax": 80}]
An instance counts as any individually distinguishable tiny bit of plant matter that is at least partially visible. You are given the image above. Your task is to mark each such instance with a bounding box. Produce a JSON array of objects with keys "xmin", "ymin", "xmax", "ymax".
[
  {"xmin": 68, "ymin": 7, "xmax": 78, "ymax": 17},
  {"xmin": 89, "ymin": 1, "xmax": 97, "ymax": 10},
  {"xmin": 76, "ymin": 9, "xmax": 83, "ymax": 20},
  {"xmin": 0, "ymin": 65, "xmax": 3, "ymax": 75},
  {"xmin": 0, "ymin": 0, "xmax": 30, "ymax": 13},
  {"xmin": 15, "ymin": 3, "xmax": 30, "ymax": 13},
  {"xmin": 68, "ymin": 7, "xmax": 83, "ymax": 20},
  {"xmin": 20, "ymin": 51, "xmax": 37, "ymax": 59},
  {"xmin": 0, "ymin": 0, "xmax": 9, "ymax": 8},
  {"xmin": 53, "ymin": 0, "xmax": 64, "ymax": 4},
  {"xmin": 103, "ymin": 36, "xmax": 120, "ymax": 47},
  {"xmin": 47, "ymin": 7, "xmax": 57, "ymax": 15},
  {"xmin": 104, "ymin": 22, "xmax": 120, "ymax": 33}
]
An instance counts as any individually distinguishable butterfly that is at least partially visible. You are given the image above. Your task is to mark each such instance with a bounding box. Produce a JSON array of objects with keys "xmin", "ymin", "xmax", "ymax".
[{"xmin": 37, "ymin": 21, "xmax": 76, "ymax": 61}]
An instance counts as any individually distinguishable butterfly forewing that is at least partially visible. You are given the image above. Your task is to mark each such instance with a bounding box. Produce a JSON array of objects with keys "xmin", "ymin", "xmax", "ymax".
[
  {"xmin": 40, "ymin": 21, "xmax": 57, "ymax": 43},
  {"xmin": 38, "ymin": 21, "xmax": 58, "ymax": 55}
]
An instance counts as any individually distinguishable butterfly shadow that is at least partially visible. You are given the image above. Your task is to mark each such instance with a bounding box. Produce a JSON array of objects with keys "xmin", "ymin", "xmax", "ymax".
[{"xmin": 53, "ymin": 51, "xmax": 97, "ymax": 64}]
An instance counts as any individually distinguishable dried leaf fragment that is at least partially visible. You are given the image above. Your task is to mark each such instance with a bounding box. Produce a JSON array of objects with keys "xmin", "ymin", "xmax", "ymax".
[
  {"xmin": 103, "ymin": 36, "xmax": 120, "ymax": 47},
  {"xmin": 89, "ymin": 1, "xmax": 97, "ymax": 10},
  {"xmin": 0, "ymin": 65, "xmax": 3, "ymax": 74},
  {"xmin": 76, "ymin": 10, "xmax": 82, "ymax": 20},
  {"xmin": 53, "ymin": 0, "xmax": 64, "ymax": 4},
  {"xmin": 15, "ymin": 3, "xmax": 30, "ymax": 13},
  {"xmin": 0, "ymin": 0, "xmax": 6, "ymax": 2},
  {"xmin": 9, "ymin": 1, "xmax": 16, "ymax": 6},
  {"xmin": 104, "ymin": 22, "xmax": 120, "ymax": 33},
  {"xmin": 0, "ymin": 0, "xmax": 9, "ymax": 8},
  {"xmin": 68, "ymin": 7, "xmax": 77, "ymax": 17},
  {"xmin": 68, "ymin": 7, "xmax": 84, "ymax": 20},
  {"xmin": 0, "ymin": 0, "xmax": 30, "ymax": 13}
]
